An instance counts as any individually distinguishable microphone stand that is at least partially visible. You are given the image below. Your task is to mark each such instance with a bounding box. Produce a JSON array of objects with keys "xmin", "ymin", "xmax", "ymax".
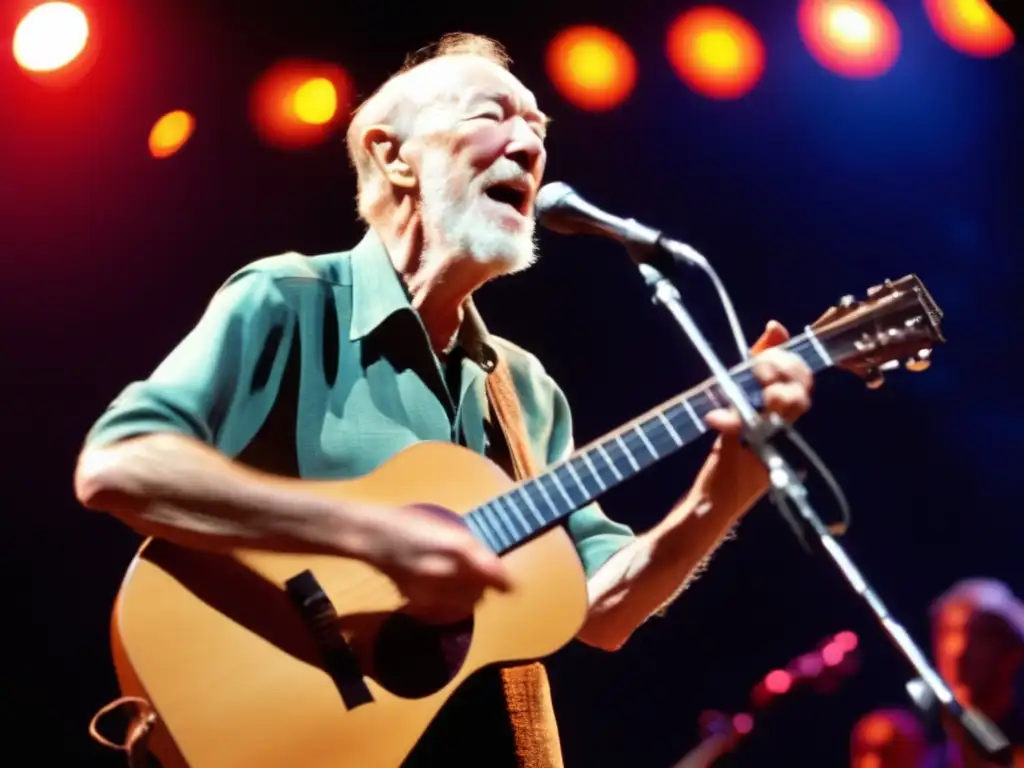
[{"xmin": 634, "ymin": 252, "xmax": 1012, "ymax": 767}]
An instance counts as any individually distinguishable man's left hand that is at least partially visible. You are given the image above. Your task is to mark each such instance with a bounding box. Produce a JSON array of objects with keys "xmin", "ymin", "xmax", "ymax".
[{"xmin": 705, "ymin": 320, "xmax": 813, "ymax": 436}]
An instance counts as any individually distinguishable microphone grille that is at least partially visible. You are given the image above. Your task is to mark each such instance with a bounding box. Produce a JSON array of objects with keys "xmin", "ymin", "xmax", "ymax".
[{"xmin": 535, "ymin": 182, "xmax": 574, "ymax": 218}]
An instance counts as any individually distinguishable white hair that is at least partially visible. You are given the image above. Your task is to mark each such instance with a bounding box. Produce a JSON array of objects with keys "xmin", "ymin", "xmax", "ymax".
[{"xmin": 344, "ymin": 33, "xmax": 512, "ymax": 225}]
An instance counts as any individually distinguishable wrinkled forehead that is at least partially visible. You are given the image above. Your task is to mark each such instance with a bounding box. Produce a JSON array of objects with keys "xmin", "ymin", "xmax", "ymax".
[{"xmin": 407, "ymin": 55, "xmax": 542, "ymax": 126}]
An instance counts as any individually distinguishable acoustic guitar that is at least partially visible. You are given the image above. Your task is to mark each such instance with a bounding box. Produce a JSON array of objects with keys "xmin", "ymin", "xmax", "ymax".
[{"xmin": 107, "ymin": 275, "xmax": 944, "ymax": 767}]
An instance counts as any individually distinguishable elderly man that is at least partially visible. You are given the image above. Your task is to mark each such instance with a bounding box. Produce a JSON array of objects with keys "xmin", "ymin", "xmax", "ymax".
[{"xmin": 75, "ymin": 33, "xmax": 813, "ymax": 767}]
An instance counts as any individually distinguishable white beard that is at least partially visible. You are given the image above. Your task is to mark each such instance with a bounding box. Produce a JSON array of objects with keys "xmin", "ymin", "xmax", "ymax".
[{"xmin": 418, "ymin": 157, "xmax": 538, "ymax": 276}]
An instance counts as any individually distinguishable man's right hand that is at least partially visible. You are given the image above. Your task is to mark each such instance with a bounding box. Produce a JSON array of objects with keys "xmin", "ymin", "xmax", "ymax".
[{"xmin": 351, "ymin": 503, "xmax": 512, "ymax": 624}]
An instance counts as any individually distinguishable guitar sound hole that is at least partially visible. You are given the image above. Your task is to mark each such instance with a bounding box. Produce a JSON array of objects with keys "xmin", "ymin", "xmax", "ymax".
[{"xmin": 372, "ymin": 613, "xmax": 474, "ymax": 699}]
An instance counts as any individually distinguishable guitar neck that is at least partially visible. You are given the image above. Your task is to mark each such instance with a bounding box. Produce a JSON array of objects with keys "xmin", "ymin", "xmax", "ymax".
[{"xmin": 465, "ymin": 328, "xmax": 835, "ymax": 554}]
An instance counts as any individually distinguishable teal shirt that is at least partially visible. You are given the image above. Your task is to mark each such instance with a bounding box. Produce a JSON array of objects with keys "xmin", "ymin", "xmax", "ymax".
[{"xmin": 85, "ymin": 231, "xmax": 634, "ymax": 577}]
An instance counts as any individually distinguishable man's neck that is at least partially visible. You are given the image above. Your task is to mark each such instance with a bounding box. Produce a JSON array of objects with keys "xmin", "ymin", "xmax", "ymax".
[{"xmin": 373, "ymin": 218, "xmax": 491, "ymax": 358}]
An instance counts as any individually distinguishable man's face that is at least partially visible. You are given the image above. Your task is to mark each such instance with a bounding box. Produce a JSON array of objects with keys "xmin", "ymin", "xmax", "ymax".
[
  {"xmin": 935, "ymin": 601, "xmax": 1019, "ymax": 699},
  {"xmin": 406, "ymin": 56, "xmax": 548, "ymax": 276}
]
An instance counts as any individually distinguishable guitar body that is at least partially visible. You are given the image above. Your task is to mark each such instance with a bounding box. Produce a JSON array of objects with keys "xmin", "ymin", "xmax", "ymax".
[{"xmin": 111, "ymin": 441, "xmax": 589, "ymax": 767}]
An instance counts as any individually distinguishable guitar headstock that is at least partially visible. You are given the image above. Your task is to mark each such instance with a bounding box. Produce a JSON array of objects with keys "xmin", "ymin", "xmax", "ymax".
[{"xmin": 811, "ymin": 275, "xmax": 945, "ymax": 389}]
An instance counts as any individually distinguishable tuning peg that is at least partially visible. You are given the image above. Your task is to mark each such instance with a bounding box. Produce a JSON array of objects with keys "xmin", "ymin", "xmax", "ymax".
[
  {"xmin": 905, "ymin": 348, "xmax": 932, "ymax": 372},
  {"xmin": 880, "ymin": 360, "xmax": 900, "ymax": 371},
  {"xmin": 866, "ymin": 279, "xmax": 892, "ymax": 298},
  {"xmin": 864, "ymin": 369, "xmax": 885, "ymax": 389},
  {"xmin": 839, "ymin": 294, "xmax": 857, "ymax": 308}
]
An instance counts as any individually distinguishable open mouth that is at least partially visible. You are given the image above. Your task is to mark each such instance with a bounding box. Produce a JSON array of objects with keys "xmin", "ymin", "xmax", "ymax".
[{"xmin": 484, "ymin": 183, "xmax": 529, "ymax": 215}]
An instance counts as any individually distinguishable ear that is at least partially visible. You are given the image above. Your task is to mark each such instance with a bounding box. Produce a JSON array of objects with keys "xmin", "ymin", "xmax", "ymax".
[{"xmin": 361, "ymin": 125, "xmax": 416, "ymax": 191}]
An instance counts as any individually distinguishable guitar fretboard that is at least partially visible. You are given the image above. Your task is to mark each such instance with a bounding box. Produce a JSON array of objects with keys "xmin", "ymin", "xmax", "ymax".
[{"xmin": 464, "ymin": 329, "xmax": 834, "ymax": 554}]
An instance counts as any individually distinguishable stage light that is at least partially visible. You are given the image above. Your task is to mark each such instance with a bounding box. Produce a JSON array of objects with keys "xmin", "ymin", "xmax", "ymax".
[
  {"xmin": 834, "ymin": 630, "xmax": 859, "ymax": 652},
  {"xmin": 732, "ymin": 713, "xmax": 754, "ymax": 734},
  {"xmin": 666, "ymin": 6, "xmax": 766, "ymax": 100},
  {"xmin": 822, "ymin": 641, "xmax": 845, "ymax": 666},
  {"xmin": 546, "ymin": 26, "xmax": 636, "ymax": 112},
  {"xmin": 249, "ymin": 59, "xmax": 352, "ymax": 150},
  {"xmin": 13, "ymin": 2, "xmax": 89, "ymax": 73},
  {"xmin": 923, "ymin": 0, "xmax": 1014, "ymax": 57},
  {"xmin": 793, "ymin": 651, "xmax": 824, "ymax": 677},
  {"xmin": 764, "ymin": 669, "xmax": 793, "ymax": 694},
  {"xmin": 292, "ymin": 77, "xmax": 337, "ymax": 125},
  {"xmin": 798, "ymin": 0, "xmax": 902, "ymax": 79},
  {"xmin": 149, "ymin": 110, "xmax": 195, "ymax": 159}
]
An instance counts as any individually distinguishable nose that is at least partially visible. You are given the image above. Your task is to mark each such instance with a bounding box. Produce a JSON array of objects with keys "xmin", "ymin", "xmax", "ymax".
[{"xmin": 505, "ymin": 118, "xmax": 545, "ymax": 175}]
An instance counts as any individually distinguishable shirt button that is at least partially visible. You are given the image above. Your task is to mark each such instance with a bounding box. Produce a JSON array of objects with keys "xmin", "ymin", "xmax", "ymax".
[{"xmin": 479, "ymin": 347, "xmax": 497, "ymax": 372}]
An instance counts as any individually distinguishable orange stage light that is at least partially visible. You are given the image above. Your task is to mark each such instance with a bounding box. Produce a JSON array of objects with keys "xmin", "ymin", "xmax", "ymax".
[
  {"xmin": 798, "ymin": 0, "xmax": 902, "ymax": 79},
  {"xmin": 249, "ymin": 59, "xmax": 352, "ymax": 150},
  {"xmin": 149, "ymin": 110, "xmax": 196, "ymax": 159},
  {"xmin": 13, "ymin": 2, "xmax": 89, "ymax": 73},
  {"xmin": 923, "ymin": 0, "xmax": 1014, "ymax": 57},
  {"xmin": 546, "ymin": 26, "xmax": 637, "ymax": 112},
  {"xmin": 666, "ymin": 6, "xmax": 766, "ymax": 100}
]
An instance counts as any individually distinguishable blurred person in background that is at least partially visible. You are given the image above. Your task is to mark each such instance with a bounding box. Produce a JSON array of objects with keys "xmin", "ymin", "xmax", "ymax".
[
  {"xmin": 850, "ymin": 708, "xmax": 934, "ymax": 768},
  {"xmin": 930, "ymin": 578, "xmax": 1024, "ymax": 767}
]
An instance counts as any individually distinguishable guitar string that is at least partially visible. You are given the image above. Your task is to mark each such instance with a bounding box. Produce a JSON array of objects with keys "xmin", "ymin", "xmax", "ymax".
[{"xmin": 468, "ymin": 334, "xmax": 826, "ymax": 550}]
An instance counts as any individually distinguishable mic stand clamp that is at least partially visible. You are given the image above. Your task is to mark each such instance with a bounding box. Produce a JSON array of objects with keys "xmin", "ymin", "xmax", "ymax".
[{"xmin": 635, "ymin": 259, "xmax": 1012, "ymax": 767}]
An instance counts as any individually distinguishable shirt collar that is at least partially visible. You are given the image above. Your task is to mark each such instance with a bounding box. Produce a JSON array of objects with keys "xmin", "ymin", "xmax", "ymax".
[{"xmin": 348, "ymin": 229, "xmax": 499, "ymax": 374}]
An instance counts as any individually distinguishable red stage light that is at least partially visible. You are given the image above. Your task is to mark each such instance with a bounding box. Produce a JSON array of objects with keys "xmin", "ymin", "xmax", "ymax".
[
  {"xmin": 732, "ymin": 713, "xmax": 754, "ymax": 734},
  {"xmin": 798, "ymin": 0, "xmax": 902, "ymax": 79},
  {"xmin": 834, "ymin": 630, "xmax": 859, "ymax": 652},
  {"xmin": 794, "ymin": 652, "xmax": 825, "ymax": 677},
  {"xmin": 765, "ymin": 669, "xmax": 793, "ymax": 694},
  {"xmin": 822, "ymin": 641, "xmax": 845, "ymax": 666},
  {"xmin": 666, "ymin": 6, "xmax": 766, "ymax": 100}
]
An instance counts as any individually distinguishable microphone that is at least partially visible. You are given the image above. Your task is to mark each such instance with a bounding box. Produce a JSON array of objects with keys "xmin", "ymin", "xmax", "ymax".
[{"xmin": 534, "ymin": 181, "xmax": 708, "ymax": 269}]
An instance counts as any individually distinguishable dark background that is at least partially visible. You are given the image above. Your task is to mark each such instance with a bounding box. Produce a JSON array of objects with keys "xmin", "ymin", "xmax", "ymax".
[{"xmin": 1, "ymin": 0, "xmax": 1020, "ymax": 764}]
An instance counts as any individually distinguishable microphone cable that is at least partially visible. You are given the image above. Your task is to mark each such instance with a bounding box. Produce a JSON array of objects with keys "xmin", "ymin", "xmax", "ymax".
[{"xmin": 678, "ymin": 245, "xmax": 853, "ymax": 547}]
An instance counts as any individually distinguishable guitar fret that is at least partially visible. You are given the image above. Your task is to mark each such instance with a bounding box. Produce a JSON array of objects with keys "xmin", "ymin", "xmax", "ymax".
[
  {"xmin": 682, "ymin": 399, "xmax": 704, "ymax": 432},
  {"xmin": 706, "ymin": 387, "xmax": 722, "ymax": 409},
  {"xmin": 494, "ymin": 501, "xmax": 524, "ymax": 538},
  {"xmin": 497, "ymin": 496, "xmax": 533, "ymax": 532},
  {"xmin": 516, "ymin": 486, "xmax": 545, "ymax": 524},
  {"xmin": 501, "ymin": 493, "xmax": 534, "ymax": 528},
  {"xmin": 569, "ymin": 456, "xmax": 600, "ymax": 493},
  {"xmin": 466, "ymin": 514, "xmax": 493, "ymax": 549},
  {"xmin": 481, "ymin": 505, "xmax": 512, "ymax": 547},
  {"xmin": 805, "ymin": 327, "xmax": 833, "ymax": 366},
  {"xmin": 657, "ymin": 411, "xmax": 683, "ymax": 445},
  {"xmin": 615, "ymin": 434, "xmax": 641, "ymax": 471},
  {"xmin": 531, "ymin": 477, "xmax": 558, "ymax": 520},
  {"xmin": 633, "ymin": 425, "xmax": 658, "ymax": 459},
  {"xmin": 549, "ymin": 469, "xmax": 577, "ymax": 507},
  {"xmin": 595, "ymin": 444, "xmax": 623, "ymax": 480}
]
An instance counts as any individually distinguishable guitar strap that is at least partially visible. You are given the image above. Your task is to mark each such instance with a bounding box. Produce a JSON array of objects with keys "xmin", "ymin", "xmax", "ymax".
[{"xmin": 485, "ymin": 352, "xmax": 566, "ymax": 768}]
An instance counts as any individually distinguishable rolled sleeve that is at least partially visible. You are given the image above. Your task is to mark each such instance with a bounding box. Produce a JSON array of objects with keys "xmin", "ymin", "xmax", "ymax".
[{"xmin": 84, "ymin": 270, "xmax": 295, "ymax": 458}]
